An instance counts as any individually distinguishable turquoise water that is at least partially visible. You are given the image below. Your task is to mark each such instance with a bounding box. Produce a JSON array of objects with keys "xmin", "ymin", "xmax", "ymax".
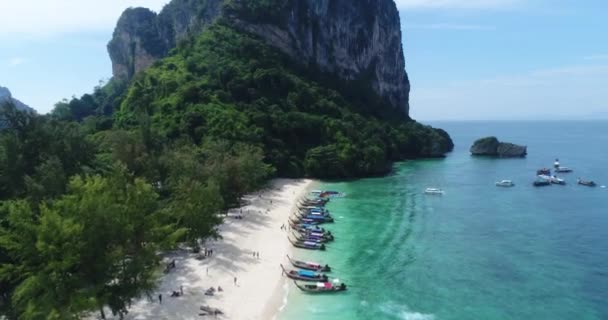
[{"xmin": 278, "ymin": 121, "xmax": 608, "ymax": 320}]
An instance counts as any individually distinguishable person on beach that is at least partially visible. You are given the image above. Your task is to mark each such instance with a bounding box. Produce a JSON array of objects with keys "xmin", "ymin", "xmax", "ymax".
[
  {"xmin": 180, "ymin": 285, "xmax": 183, "ymax": 295},
  {"xmin": 234, "ymin": 277, "xmax": 237, "ymax": 285},
  {"xmin": 158, "ymin": 294, "xmax": 162, "ymax": 304}
]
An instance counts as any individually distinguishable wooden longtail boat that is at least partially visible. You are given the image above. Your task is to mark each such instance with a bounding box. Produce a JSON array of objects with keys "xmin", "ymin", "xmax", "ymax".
[
  {"xmin": 288, "ymin": 237, "xmax": 326, "ymax": 250},
  {"xmin": 300, "ymin": 230, "xmax": 334, "ymax": 241},
  {"xmin": 294, "ymin": 281, "xmax": 347, "ymax": 294},
  {"xmin": 294, "ymin": 212, "xmax": 334, "ymax": 223},
  {"xmin": 299, "ymin": 197, "xmax": 329, "ymax": 205},
  {"xmin": 280, "ymin": 264, "xmax": 328, "ymax": 282},
  {"xmin": 289, "ymin": 221, "xmax": 328, "ymax": 233},
  {"xmin": 292, "ymin": 232, "xmax": 331, "ymax": 243},
  {"xmin": 286, "ymin": 255, "xmax": 331, "ymax": 272},
  {"xmin": 289, "ymin": 217, "xmax": 323, "ymax": 226},
  {"xmin": 299, "ymin": 201, "xmax": 327, "ymax": 208}
]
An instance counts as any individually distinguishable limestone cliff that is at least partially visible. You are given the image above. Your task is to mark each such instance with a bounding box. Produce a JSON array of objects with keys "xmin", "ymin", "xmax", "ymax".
[
  {"xmin": 0, "ymin": 86, "xmax": 33, "ymax": 112},
  {"xmin": 107, "ymin": 0, "xmax": 410, "ymax": 114}
]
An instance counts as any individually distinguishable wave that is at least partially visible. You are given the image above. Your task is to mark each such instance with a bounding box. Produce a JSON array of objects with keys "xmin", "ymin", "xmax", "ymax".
[{"xmin": 379, "ymin": 301, "xmax": 435, "ymax": 320}]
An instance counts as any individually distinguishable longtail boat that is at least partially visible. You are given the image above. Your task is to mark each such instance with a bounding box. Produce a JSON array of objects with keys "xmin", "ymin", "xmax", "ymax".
[
  {"xmin": 289, "ymin": 217, "xmax": 323, "ymax": 226},
  {"xmin": 294, "ymin": 212, "xmax": 334, "ymax": 223},
  {"xmin": 299, "ymin": 230, "xmax": 334, "ymax": 241},
  {"xmin": 288, "ymin": 237, "xmax": 326, "ymax": 250},
  {"xmin": 298, "ymin": 198, "xmax": 329, "ymax": 206},
  {"xmin": 311, "ymin": 190, "xmax": 345, "ymax": 198},
  {"xmin": 294, "ymin": 281, "xmax": 347, "ymax": 293},
  {"xmin": 298, "ymin": 208, "xmax": 330, "ymax": 216},
  {"xmin": 286, "ymin": 255, "xmax": 331, "ymax": 272},
  {"xmin": 289, "ymin": 222, "xmax": 328, "ymax": 233},
  {"xmin": 292, "ymin": 232, "xmax": 331, "ymax": 244},
  {"xmin": 280, "ymin": 264, "xmax": 328, "ymax": 282}
]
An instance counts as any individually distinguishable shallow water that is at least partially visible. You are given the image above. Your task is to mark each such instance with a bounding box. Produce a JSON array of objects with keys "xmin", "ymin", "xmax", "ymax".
[{"xmin": 278, "ymin": 121, "xmax": 608, "ymax": 320}]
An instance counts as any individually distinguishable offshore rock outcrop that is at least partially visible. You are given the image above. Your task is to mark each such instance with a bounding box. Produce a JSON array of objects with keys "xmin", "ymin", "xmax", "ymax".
[
  {"xmin": 107, "ymin": 0, "xmax": 410, "ymax": 114},
  {"xmin": 470, "ymin": 137, "xmax": 527, "ymax": 158}
]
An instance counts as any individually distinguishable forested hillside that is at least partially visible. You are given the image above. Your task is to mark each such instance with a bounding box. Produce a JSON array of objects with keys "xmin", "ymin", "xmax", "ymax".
[{"xmin": 0, "ymin": 2, "xmax": 452, "ymax": 318}]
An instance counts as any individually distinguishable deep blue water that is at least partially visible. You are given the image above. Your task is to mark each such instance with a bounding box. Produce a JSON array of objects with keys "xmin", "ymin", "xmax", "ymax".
[{"xmin": 278, "ymin": 121, "xmax": 608, "ymax": 320}]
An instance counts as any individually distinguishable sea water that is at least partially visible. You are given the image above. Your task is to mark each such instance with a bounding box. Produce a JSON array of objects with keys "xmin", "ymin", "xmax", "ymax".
[{"xmin": 278, "ymin": 121, "xmax": 608, "ymax": 320}]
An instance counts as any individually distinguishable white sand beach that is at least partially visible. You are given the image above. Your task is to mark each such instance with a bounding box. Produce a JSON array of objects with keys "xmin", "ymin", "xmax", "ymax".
[{"xmin": 98, "ymin": 178, "xmax": 312, "ymax": 320}]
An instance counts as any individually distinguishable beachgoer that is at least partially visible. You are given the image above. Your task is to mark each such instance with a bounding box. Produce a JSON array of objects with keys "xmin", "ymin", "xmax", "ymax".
[
  {"xmin": 218, "ymin": 286, "xmax": 223, "ymax": 292},
  {"xmin": 180, "ymin": 285, "xmax": 183, "ymax": 295},
  {"xmin": 206, "ymin": 267, "xmax": 209, "ymax": 275},
  {"xmin": 234, "ymin": 277, "xmax": 237, "ymax": 285},
  {"xmin": 158, "ymin": 294, "xmax": 162, "ymax": 304}
]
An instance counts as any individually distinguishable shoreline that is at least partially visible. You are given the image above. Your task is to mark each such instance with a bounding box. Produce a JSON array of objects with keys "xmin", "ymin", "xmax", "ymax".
[{"xmin": 96, "ymin": 178, "xmax": 313, "ymax": 320}]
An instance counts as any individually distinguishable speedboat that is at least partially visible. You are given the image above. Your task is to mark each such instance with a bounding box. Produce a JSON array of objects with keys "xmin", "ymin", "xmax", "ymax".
[
  {"xmin": 424, "ymin": 188, "xmax": 444, "ymax": 195},
  {"xmin": 538, "ymin": 175, "xmax": 566, "ymax": 185},
  {"xmin": 577, "ymin": 178, "xmax": 596, "ymax": 187},
  {"xmin": 533, "ymin": 180, "xmax": 551, "ymax": 187},
  {"xmin": 555, "ymin": 166, "xmax": 573, "ymax": 173},
  {"xmin": 495, "ymin": 180, "xmax": 515, "ymax": 187}
]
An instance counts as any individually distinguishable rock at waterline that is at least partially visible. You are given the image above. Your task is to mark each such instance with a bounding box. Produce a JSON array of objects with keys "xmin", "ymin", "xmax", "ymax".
[{"xmin": 470, "ymin": 136, "xmax": 527, "ymax": 158}]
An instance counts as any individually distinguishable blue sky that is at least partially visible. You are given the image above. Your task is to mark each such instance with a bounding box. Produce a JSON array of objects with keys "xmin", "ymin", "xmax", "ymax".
[{"xmin": 1, "ymin": 0, "xmax": 607, "ymax": 120}]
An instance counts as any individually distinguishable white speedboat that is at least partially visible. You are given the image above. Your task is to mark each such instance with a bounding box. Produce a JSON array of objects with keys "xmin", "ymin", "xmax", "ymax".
[
  {"xmin": 495, "ymin": 180, "xmax": 515, "ymax": 187},
  {"xmin": 554, "ymin": 166, "xmax": 573, "ymax": 173},
  {"xmin": 539, "ymin": 174, "xmax": 565, "ymax": 185},
  {"xmin": 424, "ymin": 188, "xmax": 444, "ymax": 195}
]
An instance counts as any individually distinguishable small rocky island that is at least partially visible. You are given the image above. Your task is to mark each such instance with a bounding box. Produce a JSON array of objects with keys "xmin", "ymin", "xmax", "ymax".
[{"xmin": 470, "ymin": 136, "xmax": 527, "ymax": 158}]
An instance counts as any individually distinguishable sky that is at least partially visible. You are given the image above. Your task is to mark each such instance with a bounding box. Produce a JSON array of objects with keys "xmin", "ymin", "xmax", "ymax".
[{"xmin": 0, "ymin": 0, "xmax": 607, "ymax": 120}]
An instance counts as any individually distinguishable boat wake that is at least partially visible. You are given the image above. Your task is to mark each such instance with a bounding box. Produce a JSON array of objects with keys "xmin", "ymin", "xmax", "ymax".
[{"xmin": 379, "ymin": 301, "xmax": 435, "ymax": 320}]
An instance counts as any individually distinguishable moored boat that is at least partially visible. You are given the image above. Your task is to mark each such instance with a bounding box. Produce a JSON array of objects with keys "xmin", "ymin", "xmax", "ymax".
[
  {"xmin": 495, "ymin": 180, "xmax": 515, "ymax": 187},
  {"xmin": 292, "ymin": 232, "xmax": 332, "ymax": 243},
  {"xmin": 286, "ymin": 255, "xmax": 331, "ymax": 272},
  {"xmin": 294, "ymin": 212, "xmax": 334, "ymax": 223},
  {"xmin": 555, "ymin": 166, "xmax": 573, "ymax": 173},
  {"xmin": 533, "ymin": 180, "xmax": 551, "ymax": 187},
  {"xmin": 537, "ymin": 168, "xmax": 551, "ymax": 175},
  {"xmin": 299, "ymin": 230, "xmax": 334, "ymax": 241},
  {"xmin": 538, "ymin": 174, "xmax": 566, "ymax": 185},
  {"xmin": 289, "ymin": 221, "xmax": 327, "ymax": 232},
  {"xmin": 577, "ymin": 178, "xmax": 596, "ymax": 187},
  {"xmin": 288, "ymin": 237, "xmax": 326, "ymax": 250},
  {"xmin": 298, "ymin": 198, "xmax": 329, "ymax": 206},
  {"xmin": 289, "ymin": 217, "xmax": 323, "ymax": 226},
  {"xmin": 424, "ymin": 188, "xmax": 444, "ymax": 195},
  {"xmin": 293, "ymin": 280, "xmax": 346, "ymax": 294},
  {"xmin": 311, "ymin": 190, "xmax": 345, "ymax": 198},
  {"xmin": 281, "ymin": 264, "xmax": 328, "ymax": 282}
]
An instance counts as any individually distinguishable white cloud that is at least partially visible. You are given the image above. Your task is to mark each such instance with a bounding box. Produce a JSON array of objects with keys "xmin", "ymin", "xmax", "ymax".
[
  {"xmin": 410, "ymin": 64, "xmax": 608, "ymax": 120},
  {"xmin": 405, "ymin": 23, "xmax": 495, "ymax": 30},
  {"xmin": 8, "ymin": 57, "xmax": 26, "ymax": 67},
  {"xmin": 394, "ymin": 0, "xmax": 520, "ymax": 9},
  {"xmin": 0, "ymin": 0, "xmax": 170, "ymax": 37}
]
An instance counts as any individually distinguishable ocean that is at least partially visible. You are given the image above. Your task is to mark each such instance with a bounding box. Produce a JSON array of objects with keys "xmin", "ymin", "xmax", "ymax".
[{"xmin": 277, "ymin": 121, "xmax": 608, "ymax": 320}]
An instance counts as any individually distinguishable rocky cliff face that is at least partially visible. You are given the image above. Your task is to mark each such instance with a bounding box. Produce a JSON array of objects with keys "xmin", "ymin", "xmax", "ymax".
[
  {"xmin": 108, "ymin": 0, "xmax": 410, "ymax": 114},
  {"xmin": 0, "ymin": 86, "xmax": 33, "ymax": 112},
  {"xmin": 107, "ymin": 0, "xmax": 223, "ymax": 79}
]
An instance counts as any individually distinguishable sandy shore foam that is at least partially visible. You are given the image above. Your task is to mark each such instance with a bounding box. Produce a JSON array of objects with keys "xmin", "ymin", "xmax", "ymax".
[{"xmin": 96, "ymin": 178, "xmax": 313, "ymax": 320}]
